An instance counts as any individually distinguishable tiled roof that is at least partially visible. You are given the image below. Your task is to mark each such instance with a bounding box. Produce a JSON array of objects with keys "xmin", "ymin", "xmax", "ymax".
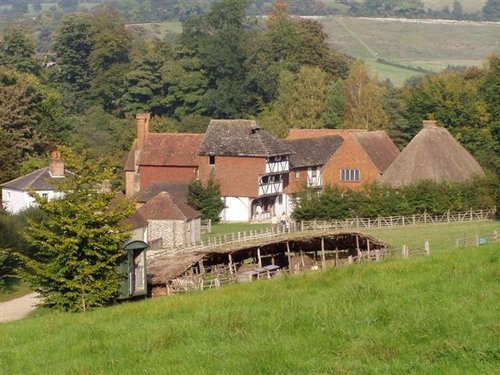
[
  {"xmin": 137, "ymin": 192, "xmax": 200, "ymax": 221},
  {"xmin": 1, "ymin": 167, "xmax": 72, "ymax": 191},
  {"xmin": 286, "ymin": 128, "xmax": 367, "ymax": 140},
  {"xmin": 133, "ymin": 182, "xmax": 189, "ymax": 203},
  {"xmin": 283, "ymin": 136, "xmax": 344, "ymax": 168},
  {"xmin": 139, "ymin": 133, "xmax": 205, "ymax": 166},
  {"xmin": 354, "ymin": 131, "xmax": 400, "ymax": 172},
  {"xmin": 198, "ymin": 120, "xmax": 293, "ymax": 157},
  {"xmin": 123, "ymin": 211, "xmax": 148, "ymax": 230}
]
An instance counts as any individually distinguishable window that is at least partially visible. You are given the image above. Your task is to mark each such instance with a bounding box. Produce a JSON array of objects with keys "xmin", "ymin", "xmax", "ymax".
[
  {"xmin": 340, "ymin": 168, "xmax": 360, "ymax": 182},
  {"xmin": 209, "ymin": 155, "xmax": 215, "ymax": 166},
  {"xmin": 295, "ymin": 171, "xmax": 300, "ymax": 179},
  {"xmin": 41, "ymin": 193, "xmax": 49, "ymax": 198}
]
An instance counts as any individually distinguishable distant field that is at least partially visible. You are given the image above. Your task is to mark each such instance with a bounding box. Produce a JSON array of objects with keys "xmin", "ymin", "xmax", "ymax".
[
  {"xmin": 422, "ymin": 0, "xmax": 487, "ymax": 13},
  {"xmin": 320, "ymin": 16, "xmax": 499, "ymax": 85},
  {"xmin": 125, "ymin": 20, "xmax": 183, "ymax": 39},
  {"xmin": 2, "ymin": 221, "xmax": 498, "ymax": 374}
]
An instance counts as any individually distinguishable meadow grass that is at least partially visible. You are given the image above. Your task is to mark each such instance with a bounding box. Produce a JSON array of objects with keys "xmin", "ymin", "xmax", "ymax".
[
  {"xmin": 321, "ymin": 16, "xmax": 499, "ymax": 85},
  {"xmin": 1, "ymin": 221, "xmax": 498, "ymax": 374},
  {"xmin": 203, "ymin": 222, "xmax": 270, "ymax": 240},
  {"xmin": 0, "ymin": 280, "xmax": 31, "ymax": 302}
]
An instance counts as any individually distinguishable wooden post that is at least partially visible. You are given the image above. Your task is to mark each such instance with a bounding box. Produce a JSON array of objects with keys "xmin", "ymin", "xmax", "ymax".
[
  {"xmin": 335, "ymin": 247, "xmax": 339, "ymax": 267},
  {"xmin": 238, "ymin": 232, "xmax": 241, "ymax": 241},
  {"xmin": 424, "ymin": 241, "xmax": 430, "ymax": 255},
  {"xmin": 470, "ymin": 207, "xmax": 473, "ymax": 221},
  {"xmin": 300, "ymin": 250, "xmax": 305, "ymax": 268},
  {"xmin": 321, "ymin": 237, "xmax": 326, "ymax": 269},
  {"xmin": 402, "ymin": 216, "xmax": 405, "ymax": 226},
  {"xmin": 198, "ymin": 259, "xmax": 205, "ymax": 275},
  {"xmin": 228, "ymin": 254, "xmax": 234, "ymax": 275},
  {"xmin": 356, "ymin": 235, "xmax": 361, "ymax": 259},
  {"xmin": 301, "ymin": 221, "xmax": 304, "ymax": 232},
  {"xmin": 257, "ymin": 248, "xmax": 262, "ymax": 268},
  {"xmin": 447, "ymin": 210, "xmax": 450, "ymax": 222},
  {"xmin": 424, "ymin": 210, "xmax": 427, "ymax": 225},
  {"xmin": 366, "ymin": 239, "xmax": 371, "ymax": 259},
  {"xmin": 348, "ymin": 255, "xmax": 353, "ymax": 264},
  {"xmin": 402, "ymin": 245, "xmax": 406, "ymax": 257},
  {"xmin": 286, "ymin": 241, "xmax": 292, "ymax": 273},
  {"xmin": 375, "ymin": 249, "xmax": 380, "ymax": 262}
]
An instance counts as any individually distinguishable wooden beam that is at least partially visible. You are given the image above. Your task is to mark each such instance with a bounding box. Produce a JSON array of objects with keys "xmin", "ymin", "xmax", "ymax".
[
  {"xmin": 228, "ymin": 253, "xmax": 234, "ymax": 275},
  {"xmin": 286, "ymin": 241, "xmax": 292, "ymax": 273},
  {"xmin": 257, "ymin": 247, "xmax": 262, "ymax": 268},
  {"xmin": 321, "ymin": 237, "xmax": 326, "ymax": 269}
]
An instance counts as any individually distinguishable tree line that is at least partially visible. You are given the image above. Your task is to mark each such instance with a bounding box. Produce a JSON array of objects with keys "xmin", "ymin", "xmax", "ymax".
[{"xmin": 1, "ymin": 0, "xmax": 498, "ymax": 185}]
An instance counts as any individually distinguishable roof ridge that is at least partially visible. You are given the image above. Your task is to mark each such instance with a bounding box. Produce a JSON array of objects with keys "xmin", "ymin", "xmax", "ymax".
[{"xmin": 1, "ymin": 167, "xmax": 47, "ymax": 188}]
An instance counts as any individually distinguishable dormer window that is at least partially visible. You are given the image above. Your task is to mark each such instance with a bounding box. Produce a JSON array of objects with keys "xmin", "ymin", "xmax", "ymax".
[{"xmin": 209, "ymin": 155, "xmax": 216, "ymax": 166}]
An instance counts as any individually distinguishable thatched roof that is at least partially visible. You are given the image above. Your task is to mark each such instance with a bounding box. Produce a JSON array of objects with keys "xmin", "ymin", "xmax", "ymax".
[
  {"xmin": 148, "ymin": 231, "xmax": 386, "ymax": 285},
  {"xmin": 283, "ymin": 136, "xmax": 344, "ymax": 168},
  {"xmin": 198, "ymin": 120, "xmax": 292, "ymax": 157},
  {"xmin": 380, "ymin": 121, "xmax": 485, "ymax": 187}
]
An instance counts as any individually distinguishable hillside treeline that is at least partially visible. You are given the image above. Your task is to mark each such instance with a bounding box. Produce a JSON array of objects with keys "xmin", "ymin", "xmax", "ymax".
[
  {"xmin": 0, "ymin": 0, "xmax": 498, "ymax": 22},
  {"xmin": 0, "ymin": 0, "xmax": 499, "ymax": 185}
]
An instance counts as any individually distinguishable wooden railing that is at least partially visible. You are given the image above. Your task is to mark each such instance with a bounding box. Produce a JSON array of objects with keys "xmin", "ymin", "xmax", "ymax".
[{"xmin": 148, "ymin": 208, "xmax": 496, "ymax": 259}]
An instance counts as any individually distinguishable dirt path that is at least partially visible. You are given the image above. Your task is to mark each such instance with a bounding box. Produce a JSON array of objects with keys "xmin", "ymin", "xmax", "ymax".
[{"xmin": 0, "ymin": 293, "xmax": 40, "ymax": 323}]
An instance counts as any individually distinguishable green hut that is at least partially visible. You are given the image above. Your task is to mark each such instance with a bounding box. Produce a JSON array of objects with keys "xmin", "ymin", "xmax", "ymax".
[{"xmin": 118, "ymin": 239, "xmax": 148, "ymax": 299}]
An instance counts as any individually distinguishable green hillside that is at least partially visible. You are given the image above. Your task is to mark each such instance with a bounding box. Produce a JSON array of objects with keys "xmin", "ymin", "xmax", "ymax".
[
  {"xmin": 2, "ymin": 221, "xmax": 499, "ymax": 374},
  {"xmin": 422, "ymin": 0, "xmax": 487, "ymax": 13},
  {"xmin": 320, "ymin": 16, "xmax": 499, "ymax": 85}
]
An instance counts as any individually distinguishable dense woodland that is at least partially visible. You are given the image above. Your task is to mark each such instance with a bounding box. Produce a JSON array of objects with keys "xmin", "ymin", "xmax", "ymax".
[{"xmin": 0, "ymin": 0, "xmax": 498, "ymax": 186}]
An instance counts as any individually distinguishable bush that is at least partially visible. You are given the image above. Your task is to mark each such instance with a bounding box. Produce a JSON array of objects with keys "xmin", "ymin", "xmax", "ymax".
[{"xmin": 292, "ymin": 177, "xmax": 498, "ymax": 221}]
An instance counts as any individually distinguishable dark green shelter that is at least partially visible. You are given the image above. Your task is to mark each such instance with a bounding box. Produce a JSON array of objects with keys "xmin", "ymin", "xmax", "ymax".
[{"xmin": 118, "ymin": 239, "xmax": 148, "ymax": 299}]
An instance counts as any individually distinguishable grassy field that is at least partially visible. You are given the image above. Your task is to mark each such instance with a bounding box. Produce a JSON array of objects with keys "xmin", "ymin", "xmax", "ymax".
[
  {"xmin": 0, "ymin": 280, "xmax": 31, "ymax": 303},
  {"xmin": 320, "ymin": 16, "xmax": 499, "ymax": 85},
  {"xmin": 422, "ymin": 0, "xmax": 487, "ymax": 13},
  {"xmin": 1, "ymin": 221, "xmax": 499, "ymax": 374}
]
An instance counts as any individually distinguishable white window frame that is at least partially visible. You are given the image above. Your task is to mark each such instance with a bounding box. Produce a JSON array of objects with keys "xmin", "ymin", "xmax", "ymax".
[{"xmin": 340, "ymin": 168, "xmax": 360, "ymax": 182}]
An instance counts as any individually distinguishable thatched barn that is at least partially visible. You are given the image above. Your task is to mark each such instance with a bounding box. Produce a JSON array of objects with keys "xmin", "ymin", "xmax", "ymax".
[
  {"xmin": 148, "ymin": 232, "xmax": 387, "ymax": 296},
  {"xmin": 380, "ymin": 120, "xmax": 485, "ymax": 187}
]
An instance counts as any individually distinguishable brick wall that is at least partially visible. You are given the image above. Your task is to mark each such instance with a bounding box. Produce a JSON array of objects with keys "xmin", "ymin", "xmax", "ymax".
[
  {"xmin": 286, "ymin": 167, "xmax": 309, "ymax": 194},
  {"xmin": 199, "ymin": 155, "xmax": 266, "ymax": 197},
  {"xmin": 140, "ymin": 166, "xmax": 198, "ymax": 190},
  {"xmin": 322, "ymin": 136, "xmax": 380, "ymax": 190}
]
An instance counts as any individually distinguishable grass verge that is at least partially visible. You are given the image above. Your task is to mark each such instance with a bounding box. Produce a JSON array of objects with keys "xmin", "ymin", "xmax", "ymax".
[{"xmin": 1, "ymin": 221, "xmax": 498, "ymax": 374}]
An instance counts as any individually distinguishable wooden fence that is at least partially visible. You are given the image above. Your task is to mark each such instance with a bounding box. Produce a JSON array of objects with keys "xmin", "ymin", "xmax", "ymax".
[
  {"xmin": 148, "ymin": 208, "xmax": 496, "ymax": 260},
  {"xmin": 455, "ymin": 230, "xmax": 498, "ymax": 248}
]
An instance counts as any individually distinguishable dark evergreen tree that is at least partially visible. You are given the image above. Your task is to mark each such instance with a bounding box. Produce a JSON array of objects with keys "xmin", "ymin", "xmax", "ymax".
[{"xmin": 188, "ymin": 175, "xmax": 225, "ymax": 222}]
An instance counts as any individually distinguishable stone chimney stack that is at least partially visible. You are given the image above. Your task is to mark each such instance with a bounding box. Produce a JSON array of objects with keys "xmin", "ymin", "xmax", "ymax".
[
  {"xmin": 49, "ymin": 150, "xmax": 65, "ymax": 178},
  {"xmin": 423, "ymin": 120, "xmax": 438, "ymax": 129},
  {"xmin": 136, "ymin": 113, "xmax": 151, "ymax": 150}
]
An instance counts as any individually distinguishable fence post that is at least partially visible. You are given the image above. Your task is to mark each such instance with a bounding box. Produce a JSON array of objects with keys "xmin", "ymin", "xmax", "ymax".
[
  {"xmin": 348, "ymin": 255, "xmax": 353, "ymax": 264},
  {"xmin": 301, "ymin": 220, "xmax": 304, "ymax": 232},
  {"xmin": 321, "ymin": 237, "xmax": 326, "ymax": 269},
  {"xmin": 424, "ymin": 210, "xmax": 427, "ymax": 225},
  {"xmin": 470, "ymin": 207, "xmax": 473, "ymax": 221},
  {"xmin": 425, "ymin": 240, "xmax": 430, "ymax": 255},
  {"xmin": 413, "ymin": 214, "xmax": 416, "ymax": 225},
  {"xmin": 447, "ymin": 210, "xmax": 450, "ymax": 222}
]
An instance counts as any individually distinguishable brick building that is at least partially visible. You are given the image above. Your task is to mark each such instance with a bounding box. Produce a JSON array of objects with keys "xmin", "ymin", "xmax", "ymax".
[
  {"xmin": 124, "ymin": 114, "xmax": 204, "ymax": 196},
  {"xmin": 285, "ymin": 129, "xmax": 400, "ymax": 190},
  {"xmin": 198, "ymin": 120, "xmax": 293, "ymax": 221}
]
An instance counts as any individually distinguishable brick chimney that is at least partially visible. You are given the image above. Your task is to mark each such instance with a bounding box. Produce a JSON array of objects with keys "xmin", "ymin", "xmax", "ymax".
[
  {"xmin": 423, "ymin": 120, "xmax": 438, "ymax": 129},
  {"xmin": 136, "ymin": 113, "xmax": 150, "ymax": 150},
  {"xmin": 49, "ymin": 150, "xmax": 65, "ymax": 178}
]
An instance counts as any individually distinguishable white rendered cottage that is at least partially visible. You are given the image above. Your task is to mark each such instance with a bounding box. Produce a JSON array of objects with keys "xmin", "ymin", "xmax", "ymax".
[{"xmin": 1, "ymin": 151, "xmax": 71, "ymax": 214}]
